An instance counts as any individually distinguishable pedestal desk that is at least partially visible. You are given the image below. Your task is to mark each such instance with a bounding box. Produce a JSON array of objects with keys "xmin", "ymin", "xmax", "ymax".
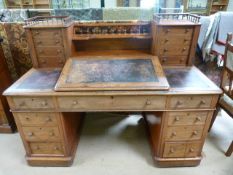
[{"xmin": 3, "ymin": 15, "xmax": 222, "ymax": 167}]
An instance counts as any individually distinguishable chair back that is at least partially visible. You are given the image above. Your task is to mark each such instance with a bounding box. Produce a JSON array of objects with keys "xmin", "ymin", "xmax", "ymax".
[{"xmin": 222, "ymin": 33, "xmax": 233, "ymax": 99}]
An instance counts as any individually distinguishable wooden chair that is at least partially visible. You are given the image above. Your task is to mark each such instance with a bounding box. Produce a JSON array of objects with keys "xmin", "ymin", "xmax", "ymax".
[{"xmin": 209, "ymin": 33, "xmax": 233, "ymax": 157}]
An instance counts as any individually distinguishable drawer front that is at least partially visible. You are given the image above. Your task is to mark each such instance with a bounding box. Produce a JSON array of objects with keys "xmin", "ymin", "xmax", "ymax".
[
  {"xmin": 22, "ymin": 126, "xmax": 61, "ymax": 141},
  {"xmin": 32, "ymin": 29, "xmax": 62, "ymax": 39},
  {"xmin": 34, "ymin": 37, "xmax": 63, "ymax": 47},
  {"xmin": 165, "ymin": 126, "xmax": 204, "ymax": 141},
  {"xmin": 16, "ymin": 113, "xmax": 58, "ymax": 126},
  {"xmin": 160, "ymin": 27, "xmax": 193, "ymax": 37},
  {"xmin": 167, "ymin": 112, "xmax": 208, "ymax": 126},
  {"xmin": 159, "ymin": 36, "xmax": 192, "ymax": 45},
  {"xmin": 57, "ymin": 96, "xmax": 166, "ymax": 111},
  {"xmin": 38, "ymin": 56, "xmax": 65, "ymax": 68},
  {"xmin": 12, "ymin": 97, "xmax": 54, "ymax": 110},
  {"xmin": 0, "ymin": 111, "xmax": 7, "ymax": 125},
  {"xmin": 30, "ymin": 142, "xmax": 64, "ymax": 155},
  {"xmin": 169, "ymin": 95, "xmax": 213, "ymax": 109},
  {"xmin": 36, "ymin": 47, "xmax": 64, "ymax": 57},
  {"xmin": 159, "ymin": 56, "xmax": 187, "ymax": 66},
  {"xmin": 159, "ymin": 46, "xmax": 190, "ymax": 56},
  {"xmin": 185, "ymin": 142, "xmax": 202, "ymax": 158},
  {"xmin": 163, "ymin": 142, "xmax": 186, "ymax": 158},
  {"xmin": 0, "ymin": 101, "xmax": 3, "ymax": 110}
]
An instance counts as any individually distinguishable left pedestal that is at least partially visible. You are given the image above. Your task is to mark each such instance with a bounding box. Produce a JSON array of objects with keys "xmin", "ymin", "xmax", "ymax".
[{"xmin": 13, "ymin": 111, "xmax": 83, "ymax": 166}]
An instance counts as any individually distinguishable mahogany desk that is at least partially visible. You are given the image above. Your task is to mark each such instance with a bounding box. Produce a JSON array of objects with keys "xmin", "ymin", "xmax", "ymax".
[{"xmin": 3, "ymin": 56, "xmax": 221, "ymax": 167}]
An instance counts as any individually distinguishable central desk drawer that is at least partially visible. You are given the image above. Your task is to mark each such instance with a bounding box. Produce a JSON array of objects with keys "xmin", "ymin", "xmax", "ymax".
[
  {"xmin": 168, "ymin": 95, "xmax": 213, "ymax": 109},
  {"xmin": 57, "ymin": 96, "xmax": 166, "ymax": 111},
  {"xmin": 29, "ymin": 142, "xmax": 64, "ymax": 156},
  {"xmin": 22, "ymin": 126, "xmax": 61, "ymax": 141},
  {"xmin": 12, "ymin": 97, "xmax": 54, "ymax": 110},
  {"xmin": 165, "ymin": 126, "xmax": 204, "ymax": 141}
]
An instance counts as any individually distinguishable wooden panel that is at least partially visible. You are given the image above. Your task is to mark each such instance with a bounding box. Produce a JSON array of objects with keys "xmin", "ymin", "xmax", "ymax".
[
  {"xmin": 22, "ymin": 126, "xmax": 61, "ymax": 141},
  {"xmin": 185, "ymin": 142, "xmax": 202, "ymax": 158},
  {"xmin": 12, "ymin": 97, "xmax": 54, "ymax": 110},
  {"xmin": 165, "ymin": 126, "xmax": 204, "ymax": 141},
  {"xmin": 159, "ymin": 56, "xmax": 188, "ymax": 66},
  {"xmin": 163, "ymin": 142, "xmax": 186, "ymax": 158},
  {"xmin": 57, "ymin": 96, "xmax": 166, "ymax": 111},
  {"xmin": 16, "ymin": 113, "xmax": 58, "ymax": 126},
  {"xmin": 169, "ymin": 95, "xmax": 213, "ymax": 109},
  {"xmin": 167, "ymin": 112, "xmax": 208, "ymax": 126},
  {"xmin": 29, "ymin": 142, "xmax": 64, "ymax": 155}
]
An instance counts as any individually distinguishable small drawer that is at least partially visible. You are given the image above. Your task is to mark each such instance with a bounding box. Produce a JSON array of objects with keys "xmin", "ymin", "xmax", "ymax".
[
  {"xmin": 163, "ymin": 142, "xmax": 186, "ymax": 158},
  {"xmin": 36, "ymin": 47, "xmax": 64, "ymax": 57},
  {"xmin": 159, "ymin": 56, "xmax": 187, "ymax": 66},
  {"xmin": 34, "ymin": 38, "xmax": 63, "ymax": 47},
  {"xmin": 159, "ymin": 46, "xmax": 190, "ymax": 56},
  {"xmin": 185, "ymin": 142, "xmax": 202, "ymax": 158},
  {"xmin": 57, "ymin": 96, "xmax": 166, "ymax": 111},
  {"xmin": 159, "ymin": 36, "xmax": 191, "ymax": 46},
  {"xmin": 32, "ymin": 29, "xmax": 61, "ymax": 39},
  {"xmin": 12, "ymin": 97, "xmax": 54, "ymax": 110},
  {"xmin": 30, "ymin": 142, "xmax": 64, "ymax": 155},
  {"xmin": 161, "ymin": 27, "xmax": 193, "ymax": 37},
  {"xmin": 167, "ymin": 112, "xmax": 208, "ymax": 126},
  {"xmin": 168, "ymin": 95, "xmax": 213, "ymax": 109},
  {"xmin": 165, "ymin": 126, "xmax": 204, "ymax": 141},
  {"xmin": 16, "ymin": 113, "xmax": 58, "ymax": 126},
  {"xmin": 22, "ymin": 126, "xmax": 61, "ymax": 141},
  {"xmin": 38, "ymin": 56, "xmax": 65, "ymax": 68}
]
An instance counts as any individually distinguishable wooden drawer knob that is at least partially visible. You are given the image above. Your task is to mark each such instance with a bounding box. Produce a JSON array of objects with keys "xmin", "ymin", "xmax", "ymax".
[
  {"xmin": 41, "ymin": 60, "xmax": 46, "ymax": 64},
  {"xmin": 162, "ymin": 58, "xmax": 167, "ymax": 63},
  {"xmin": 45, "ymin": 117, "xmax": 52, "ymax": 122},
  {"xmin": 57, "ymin": 50, "xmax": 61, "ymax": 53},
  {"xmin": 169, "ymin": 148, "xmax": 175, "ymax": 153},
  {"xmin": 37, "ymin": 41, "xmax": 42, "ymax": 44},
  {"xmin": 200, "ymin": 100, "xmax": 206, "ymax": 105},
  {"xmin": 184, "ymin": 39, "xmax": 188, "ymax": 42},
  {"xmin": 164, "ymin": 39, "xmax": 169, "ymax": 42},
  {"xmin": 73, "ymin": 100, "xmax": 78, "ymax": 105},
  {"xmin": 55, "ymin": 40, "xmax": 60, "ymax": 44},
  {"xmin": 171, "ymin": 132, "xmax": 177, "ymax": 137},
  {"xmin": 41, "ymin": 101, "xmax": 48, "ymax": 106},
  {"xmin": 58, "ymin": 60, "xmax": 64, "ymax": 64},
  {"xmin": 146, "ymin": 100, "xmax": 151, "ymax": 105},
  {"xmin": 54, "ymin": 146, "xmax": 59, "ymax": 150},
  {"xmin": 35, "ymin": 146, "xmax": 40, "ymax": 150},
  {"xmin": 192, "ymin": 131, "xmax": 198, "ymax": 136},
  {"xmin": 27, "ymin": 132, "xmax": 33, "ymax": 136},
  {"xmin": 182, "ymin": 48, "xmax": 186, "ymax": 52},
  {"xmin": 195, "ymin": 117, "xmax": 201, "ymax": 121},
  {"xmin": 164, "ymin": 49, "xmax": 168, "ymax": 52},
  {"xmin": 49, "ymin": 132, "xmax": 55, "ymax": 136},
  {"xmin": 25, "ymin": 117, "xmax": 30, "ymax": 120},
  {"xmin": 165, "ymin": 29, "xmax": 171, "ymax": 33},
  {"xmin": 189, "ymin": 148, "xmax": 195, "ymax": 153},
  {"xmin": 174, "ymin": 117, "xmax": 180, "ymax": 121},
  {"xmin": 185, "ymin": 29, "xmax": 189, "ymax": 33},
  {"xmin": 176, "ymin": 101, "xmax": 183, "ymax": 106},
  {"xmin": 35, "ymin": 31, "xmax": 39, "ymax": 35},
  {"xmin": 19, "ymin": 101, "xmax": 26, "ymax": 107}
]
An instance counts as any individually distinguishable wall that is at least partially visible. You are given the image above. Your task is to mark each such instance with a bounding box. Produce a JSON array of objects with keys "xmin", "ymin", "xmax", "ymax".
[{"xmin": 227, "ymin": 0, "xmax": 233, "ymax": 11}]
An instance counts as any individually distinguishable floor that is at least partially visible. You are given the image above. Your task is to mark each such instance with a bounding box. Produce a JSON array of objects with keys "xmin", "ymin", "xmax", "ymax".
[{"xmin": 0, "ymin": 111, "xmax": 232, "ymax": 175}]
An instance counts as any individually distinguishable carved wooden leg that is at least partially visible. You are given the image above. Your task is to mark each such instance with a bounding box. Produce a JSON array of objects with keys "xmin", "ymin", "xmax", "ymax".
[{"xmin": 225, "ymin": 141, "xmax": 233, "ymax": 157}]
